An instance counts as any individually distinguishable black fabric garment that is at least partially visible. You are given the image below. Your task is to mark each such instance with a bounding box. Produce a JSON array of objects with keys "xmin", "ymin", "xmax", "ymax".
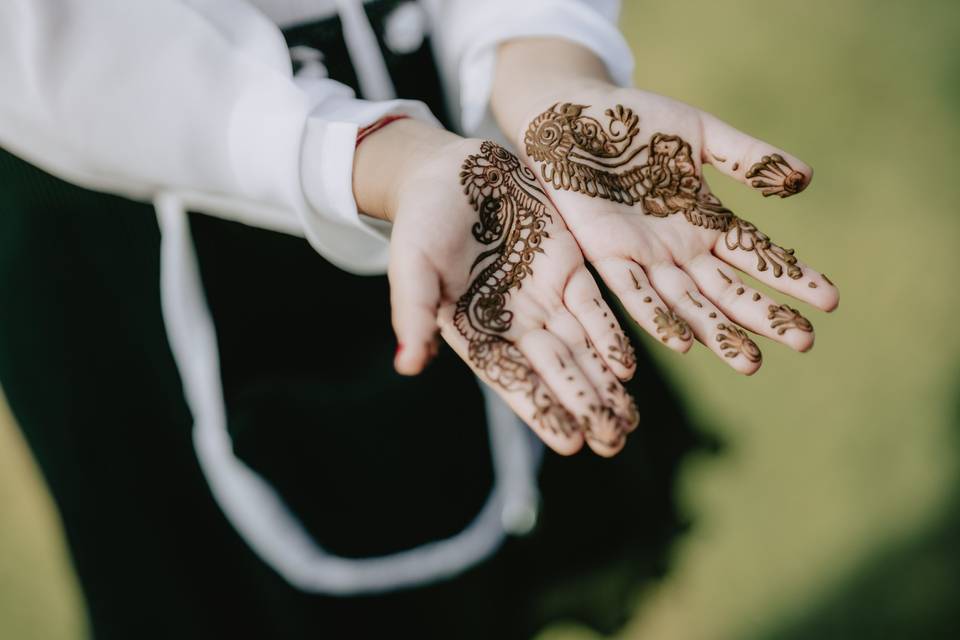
[{"xmin": 0, "ymin": 2, "xmax": 709, "ymax": 638}]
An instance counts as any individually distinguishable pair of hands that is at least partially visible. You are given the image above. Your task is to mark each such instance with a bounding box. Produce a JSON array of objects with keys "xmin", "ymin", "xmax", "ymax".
[{"xmin": 354, "ymin": 49, "xmax": 838, "ymax": 458}]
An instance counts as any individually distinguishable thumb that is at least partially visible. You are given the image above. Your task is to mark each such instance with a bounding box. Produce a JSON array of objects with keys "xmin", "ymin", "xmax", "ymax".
[
  {"xmin": 700, "ymin": 112, "xmax": 813, "ymax": 198},
  {"xmin": 388, "ymin": 248, "xmax": 442, "ymax": 375}
]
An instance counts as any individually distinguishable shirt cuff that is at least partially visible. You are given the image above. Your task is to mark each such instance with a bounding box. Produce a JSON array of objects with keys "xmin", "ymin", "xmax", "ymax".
[
  {"xmin": 456, "ymin": 0, "xmax": 635, "ymax": 136},
  {"xmin": 297, "ymin": 86, "xmax": 440, "ymax": 275}
]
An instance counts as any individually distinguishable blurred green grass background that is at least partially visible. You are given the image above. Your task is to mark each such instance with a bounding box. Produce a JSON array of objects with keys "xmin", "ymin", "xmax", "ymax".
[{"xmin": 1, "ymin": 1, "xmax": 959, "ymax": 638}]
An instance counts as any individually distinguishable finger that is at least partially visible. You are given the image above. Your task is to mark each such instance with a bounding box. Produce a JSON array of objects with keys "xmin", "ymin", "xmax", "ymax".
[
  {"xmin": 714, "ymin": 217, "xmax": 840, "ymax": 312},
  {"xmin": 437, "ymin": 313, "xmax": 585, "ymax": 456},
  {"xmin": 700, "ymin": 113, "xmax": 813, "ymax": 198},
  {"xmin": 592, "ymin": 257, "xmax": 693, "ymax": 354},
  {"xmin": 570, "ymin": 337, "xmax": 640, "ymax": 457},
  {"xmin": 561, "ymin": 265, "xmax": 637, "ymax": 380},
  {"xmin": 683, "ymin": 253, "xmax": 815, "ymax": 353},
  {"xmin": 645, "ymin": 261, "xmax": 763, "ymax": 375},
  {"xmin": 388, "ymin": 249, "xmax": 441, "ymax": 375},
  {"xmin": 517, "ymin": 328, "xmax": 625, "ymax": 448},
  {"xmin": 543, "ymin": 311, "xmax": 639, "ymax": 456}
]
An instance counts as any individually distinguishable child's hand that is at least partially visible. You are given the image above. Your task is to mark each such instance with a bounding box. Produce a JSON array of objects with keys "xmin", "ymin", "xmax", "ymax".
[
  {"xmin": 492, "ymin": 43, "xmax": 838, "ymax": 375},
  {"xmin": 354, "ymin": 121, "xmax": 638, "ymax": 456},
  {"xmin": 516, "ymin": 90, "xmax": 839, "ymax": 374}
]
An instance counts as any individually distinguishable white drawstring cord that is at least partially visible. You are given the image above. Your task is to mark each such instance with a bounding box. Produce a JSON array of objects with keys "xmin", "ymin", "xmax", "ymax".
[
  {"xmin": 148, "ymin": 0, "xmax": 543, "ymax": 593},
  {"xmin": 334, "ymin": 0, "xmax": 396, "ymax": 100},
  {"xmin": 155, "ymin": 192, "xmax": 540, "ymax": 593}
]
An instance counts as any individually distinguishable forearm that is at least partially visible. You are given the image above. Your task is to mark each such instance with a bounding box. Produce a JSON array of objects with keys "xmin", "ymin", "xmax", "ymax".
[{"xmin": 491, "ymin": 38, "xmax": 616, "ymax": 140}]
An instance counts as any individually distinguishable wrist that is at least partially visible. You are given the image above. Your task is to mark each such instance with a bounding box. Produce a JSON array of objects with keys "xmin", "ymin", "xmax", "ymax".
[
  {"xmin": 352, "ymin": 118, "xmax": 461, "ymax": 222},
  {"xmin": 491, "ymin": 38, "xmax": 617, "ymax": 142}
]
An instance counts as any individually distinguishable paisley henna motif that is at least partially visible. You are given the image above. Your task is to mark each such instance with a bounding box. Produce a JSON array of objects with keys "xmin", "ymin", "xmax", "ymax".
[{"xmin": 524, "ymin": 103, "xmax": 803, "ymax": 278}]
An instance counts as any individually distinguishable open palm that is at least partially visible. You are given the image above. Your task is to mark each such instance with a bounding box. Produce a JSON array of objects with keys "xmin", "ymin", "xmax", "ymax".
[
  {"xmin": 389, "ymin": 139, "xmax": 638, "ymax": 456},
  {"xmin": 515, "ymin": 89, "xmax": 839, "ymax": 374}
]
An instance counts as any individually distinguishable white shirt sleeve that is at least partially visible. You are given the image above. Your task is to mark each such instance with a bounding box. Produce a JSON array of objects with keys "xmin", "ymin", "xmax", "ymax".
[
  {"xmin": 427, "ymin": 0, "xmax": 634, "ymax": 137},
  {"xmin": 0, "ymin": 0, "xmax": 439, "ymax": 274}
]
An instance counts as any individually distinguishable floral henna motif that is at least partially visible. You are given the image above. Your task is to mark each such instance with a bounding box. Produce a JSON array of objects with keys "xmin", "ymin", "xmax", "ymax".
[
  {"xmin": 653, "ymin": 306, "xmax": 692, "ymax": 342},
  {"xmin": 746, "ymin": 154, "xmax": 808, "ymax": 198},
  {"xmin": 607, "ymin": 331, "xmax": 637, "ymax": 369},
  {"xmin": 524, "ymin": 103, "xmax": 804, "ymax": 278},
  {"xmin": 716, "ymin": 323, "xmax": 762, "ymax": 363},
  {"xmin": 454, "ymin": 142, "xmax": 578, "ymax": 437},
  {"xmin": 725, "ymin": 218, "xmax": 803, "ymax": 279},
  {"xmin": 584, "ymin": 408, "xmax": 631, "ymax": 450},
  {"xmin": 583, "ymin": 379, "xmax": 640, "ymax": 451},
  {"xmin": 768, "ymin": 304, "xmax": 813, "ymax": 334}
]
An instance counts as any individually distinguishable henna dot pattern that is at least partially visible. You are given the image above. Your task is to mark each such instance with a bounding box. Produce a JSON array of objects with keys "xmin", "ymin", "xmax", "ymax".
[
  {"xmin": 745, "ymin": 154, "xmax": 808, "ymax": 198},
  {"xmin": 716, "ymin": 323, "xmax": 762, "ymax": 363},
  {"xmin": 768, "ymin": 304, "xmax": 813, "ymax": 334},
  {"xmin": 454, "ymin": 141, "xmax": 577, "ymax": 437},
  {"xmin": 654, "ymin": 306, "xmax": 692, "ymax": 342},
  {"xmin": 524, "ymin": 103, "xmax": 803, "ymax": 280}
]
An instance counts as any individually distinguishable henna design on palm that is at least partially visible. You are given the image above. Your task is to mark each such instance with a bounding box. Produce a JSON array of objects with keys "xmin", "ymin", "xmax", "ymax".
[
  {"xmin": 454, "ymin": 142, "xmax": 578, "ymax": 437},
  {"xmin": 525, "ymin": 103, "xmax": 804, "ymax": 280}
]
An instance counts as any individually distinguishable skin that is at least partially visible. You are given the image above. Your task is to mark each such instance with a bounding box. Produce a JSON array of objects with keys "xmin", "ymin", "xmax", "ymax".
[
  {"xmin": 490, "ymin": 39, "xmax": 839, "ymax": 375},
  {"xmin": 353, "ymin": 120, "xmax": 638, "ymax": 456}
]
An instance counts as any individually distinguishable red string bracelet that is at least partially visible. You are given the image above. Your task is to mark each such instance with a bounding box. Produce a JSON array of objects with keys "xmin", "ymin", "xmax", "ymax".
[{"xmin": 356, "ymin": 114, "xmax": 410, "ymax": 147}]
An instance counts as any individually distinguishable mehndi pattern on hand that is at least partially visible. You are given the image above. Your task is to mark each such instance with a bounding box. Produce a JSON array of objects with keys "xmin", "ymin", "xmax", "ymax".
[
  {"xmin": 454, "ymin": 142, "xmax": 577, "ymax": 437},
  {"xmin": 454, "ymin": 142, "xmax": 636, "ymax": 445},
  {"xmin": 607, "ymin": 331, "xmax": 637, "ymax": 370},
  {"xmin": 715, "ymin": 323, "xmax": 762, "ymax": 363},
  {"xmin": 653, "ymin": 306, "xmax": 692, "ymax": 343},
  {"xmin": 525, "ymin": 102, "xmax": 804, "ymax": 280},
  {"xmin": 746, "ymin": 154, "xmax": 809, "ymax": 198},
  {"xmin": 768, "ymin": 304, "xmax": 813, "ymax": 335}
]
